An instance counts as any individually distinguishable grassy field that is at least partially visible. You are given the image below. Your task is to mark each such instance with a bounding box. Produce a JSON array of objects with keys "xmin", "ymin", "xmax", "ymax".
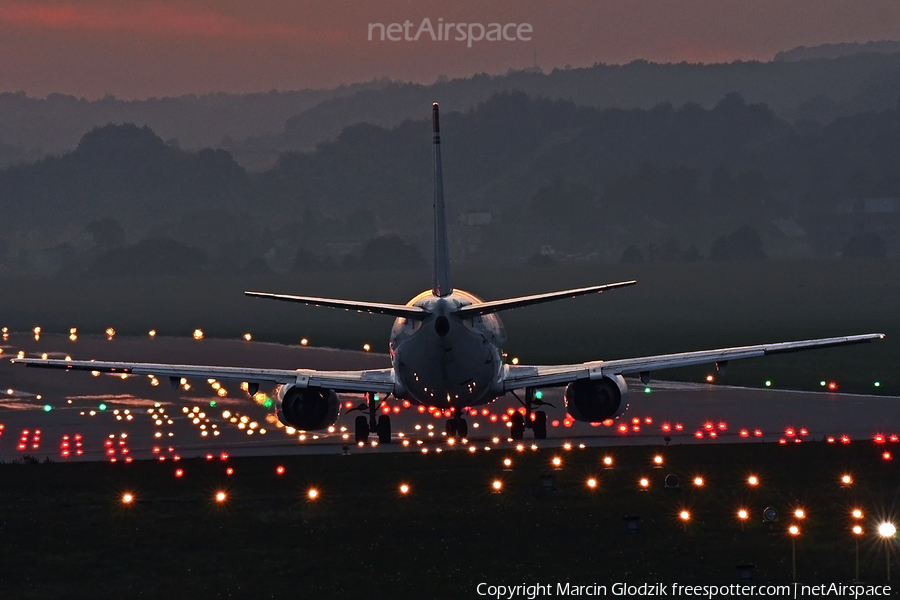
[
  {"xmin": 0, "ymin": 258, "xmax": 897, "ymax": 394},
  {"xmin": 0, "ymin": 441, "xmax": 897, "ymax": 598}
]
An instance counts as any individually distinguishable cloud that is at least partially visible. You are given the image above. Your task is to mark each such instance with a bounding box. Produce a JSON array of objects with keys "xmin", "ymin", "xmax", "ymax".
[{"xmin": 0, "ymin": 1, "xmax": 348, "ymax": 42}]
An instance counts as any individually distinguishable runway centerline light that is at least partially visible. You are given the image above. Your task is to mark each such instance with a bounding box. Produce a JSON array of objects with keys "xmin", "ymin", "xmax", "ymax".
[
  {"xmin": 738, "ymin": 509, "xmax": 748, "ymax": 520},
  {"xmin": 603, "ymin": 456, "xmax": 613, "ymax": 466},
  {"xmin": 747, "ymin": 476, "xmax": 759, "ymax": 486},
  {"xmin": 639, "ymin": 478, "xmax": 649, "ymax": 488},
  {"xmin": 122, "ymin": 493, "xmax": 133, "ymax": 504},
  {"xmin": 794, "ymin": 509, "xmax": 805, "ymax": 519},
  {"xmin": 853, "ymin": 509, "xmax": 863, "ymax": 519},
  {"xmin": 653, "ymin": 455, "xmax": 663, "ymax": 465},
  {"xmin": 853, "ymin": 525, "xmax": 863, "ymax": 535},
  {"xmin": 680, "ymin": 510, "xmax": 690, "ymax": 521},
  {"xmin": 842, "ymin": 475, "xmax": 853, "ymax": 485},
  {"xmin": 879, "ymin": 522, "xmax": 896, "ymax": 538},
  {"xmin": 789, "ymin": 525, "xmax": 800, "ymax": 536},
  {"xmin": 399, "ymin": 484, "xmax": 409, "ymax": 494},
  {"xmin": 215, "ymin": 491, "xmax": 226, "ymax": 503},
  {"xmin": 492, "ymin": 480, "xmax": 502, "ymax": 491},
  {"xmin": 587, "ymin": 478, "xmax": 597, "ymax": 489},
  {"xmin": 307, "ymin": 488, "xmax": 318, "ymax": 500},
  {"xmin": 693, "ymin": 477, "xmax": 704, "ymax": 487}
]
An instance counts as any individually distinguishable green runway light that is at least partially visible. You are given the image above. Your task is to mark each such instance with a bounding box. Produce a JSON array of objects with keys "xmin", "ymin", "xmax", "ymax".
[
  {"xmin": 765, "ymin": 380, "xmax": 772, "ymax": 387},
  {"xmin": 263, "ymin": 398, "xmax": 273, "ymax": 409},
  {"xmin": 644, "ymin": 387, "xmax": 651, "ymax": 393},
  {"xmin": 43, "ymin": 405, "xmax": 51, "ymax": 412},
  {"xmin": 875, "ymin": 382, "xmax": 881, "ymax": 387},
  {"xmin": 374, "ymin": 394, "xmax": 381, "ymax": 401},
  {"xmin": 99, "ymin": 403, "xmax": 107, "ymax": 411},
  {"xmin": 820, "ymin": 381, "xmax": 826, "ymax": 387},
  {"xmin": 535, "ymin": 390, "xmax": 543, "ymax": 400},
  {"xmin": 209, "ymin": 400, "xmax": 217, "ymax": 407}
]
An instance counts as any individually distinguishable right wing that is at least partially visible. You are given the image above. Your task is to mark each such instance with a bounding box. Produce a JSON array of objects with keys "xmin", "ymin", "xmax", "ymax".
[
  {"xmin": 11, "ymin": 358, "xmax": 396, "ymax": 394},
  {"xmin": 455, "ymin": 281, "xmax": 637, "ymax": 317},
  {"xmin": 502, "ymin": 333, "xmax": 885, "ymax": 390}
]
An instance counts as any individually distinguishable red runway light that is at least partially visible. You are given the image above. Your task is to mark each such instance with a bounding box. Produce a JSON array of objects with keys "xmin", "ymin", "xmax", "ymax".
[
  {"xmin": 675, "ymin": 424, "xmax": 683, "ymax": 430},
  {"xmin": 779, "ymin": 439, "xmax": 786, "ymax": 444},
  {"xmin": 226, "ymin": 467, "xmax": 234, "ymax": 475},
  {"xmin": 740, "ymin": 430, "xmax": 749, "ymax": 437},
  {"xmin": 276, "ymin": 466, "xmax": 285, "ymax": 475},
  {"xmin": 883, "ymin": 452, "xmax": 892, "ymax": 461},
  {"xmin": 875, "ymin": 435, "xmax": 885, "ymax": 443},
  {"xmin": 704, "ymin": 423, "xmax": 713, "ymax": 430},
  {"xmin": 619, "ymin": 425, "xmax": 628, "ymax": 432},
  {"xmin": 662, "ymin": 424, "xmax": 670, "ymax": 431},
  {"xmin": 828, "ymin": 382, "xmax": 837, "ymax": 390},
  {"xmin": 754, "ymin": 430, "xmax": 763, "ymax": 437},
  {"xmin": 552, "ymin": 420, "xmax": 560, "ymax": 427},
  {"xmin": 827, "ymin": 437, "xmax": 835, "ymax": 443},
  {"xmin": 841, "ymin": 436, "xmax": 850, "ymax": 444},
  {"xmin": 891, "ymin": 435, "xmax": 900, "ymax": 443},
  {"xmin": 175, "ymin": 469, "xmax": 184, "ymax": 477},
  {"xmin": 695, "ymin": 431, "xmax": 703, "ymax": 438}
]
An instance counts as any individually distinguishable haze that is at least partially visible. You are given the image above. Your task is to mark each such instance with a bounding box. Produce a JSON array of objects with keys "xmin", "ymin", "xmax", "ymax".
[{"xmin": 2, "ymin": 0, "xmax": 900, "ymax": 99}]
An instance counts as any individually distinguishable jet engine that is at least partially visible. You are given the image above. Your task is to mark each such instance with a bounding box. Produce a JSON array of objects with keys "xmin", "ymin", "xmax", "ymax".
[
  {"xmin": 564, "ymin": 375, "xmax": 628, "ymax": 422},
  {"xmin": 274, "ymin": 384, "xmax": 340, "ymax": 430}
]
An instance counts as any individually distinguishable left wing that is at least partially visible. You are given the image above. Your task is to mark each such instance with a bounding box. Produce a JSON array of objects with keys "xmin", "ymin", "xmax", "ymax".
[
  {"xmin": 11, "ymin": 358, "xmax": 395, "ymax": 394},
  {"xmin": 502, "ymin": 333, "xmax": 885, "ymax": 390}
]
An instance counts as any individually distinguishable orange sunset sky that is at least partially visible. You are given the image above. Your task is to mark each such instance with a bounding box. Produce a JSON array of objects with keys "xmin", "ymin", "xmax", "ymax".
[{"xmin": 1, "ymin": 0, "xmax": 899, "ymax": 99}]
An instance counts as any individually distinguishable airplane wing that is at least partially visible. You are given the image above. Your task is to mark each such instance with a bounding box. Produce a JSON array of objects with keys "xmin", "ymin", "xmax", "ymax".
[
  {"xmin": 11, "ymin": 358, "xmax": 396, "ymax": 394},
  {"xmin": 455, "ymin": 281, "xmax": 637, "ymax": 317},
  {"xmin": 244, "ymin": 291, "xmax": 425, "ymax": 319},
  {"xmin": 502, "ymin": 333, "xmax": 885, "ymax": 390}
]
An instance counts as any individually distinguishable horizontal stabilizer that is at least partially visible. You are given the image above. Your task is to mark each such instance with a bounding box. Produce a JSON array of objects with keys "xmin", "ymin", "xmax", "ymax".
[
  {"xmin": 245, "ymin": 291, "xmax": 427, "ymax": 319},
  {"xmin": 455, "ymin": 280, "xmax": 637, "ymax": 317}
]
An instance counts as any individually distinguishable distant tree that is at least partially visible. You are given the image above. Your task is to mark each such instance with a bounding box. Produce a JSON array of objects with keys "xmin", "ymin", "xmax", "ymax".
[
  {"xmin": 842, "ymin": 233, "xmax": 886, "ymax": 259},
  {"xmin": 239, "ymin": 257, "xmax": 273, "ymax": 274},
  {"xmin": 290, "ymin": 247, "xmax": 328, "ymax": 273},
  {"xmin": 85, "ymin": 218, "xmax": 125, "ymax": 251},
  {"xmin": 681, "ymin": 245, "xmax": 703, "ymax": 262},
  {"xmin": 710, "ymin": 226, "xmax": 766, "ymax": 261},
  {"xmin": 89, "ymin": 238, "xmax": 207, "ymax": 276},
  {"xmin": 527, "ymin": 252, "xmax": 557, "ymax": 267},
  {"xmin": 620, "ymin": 245, "xmax": 644, "ymax": 264},
  {"xmin": 344, "ymin": 235, "xmax": 426, "ymax": 270}
]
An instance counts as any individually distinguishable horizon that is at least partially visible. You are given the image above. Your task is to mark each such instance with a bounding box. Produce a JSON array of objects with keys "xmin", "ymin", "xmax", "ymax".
[{"xmin": 2, "ymin": 0, "xmax": 900, "ymax": 100}]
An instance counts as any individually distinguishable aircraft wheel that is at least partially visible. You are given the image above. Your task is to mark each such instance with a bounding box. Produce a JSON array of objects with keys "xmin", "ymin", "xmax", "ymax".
[
  {"xmin": 354, "ymin": 415, "xmax": 369, "ymax": 444},
  {"xmin": 377, "ymin": 415, "xmax": 392, "ymax": 443},
  {"xmin": 533, "ymin": 411, "xmax": 547, "ymax": 439},
  {"xmin": 445, "ymin": 419, "xmax": 458, "ymax": 437},
  {"xmin": 510, "ymin": 413, "xmax": 525, "ymax": 440},
  {"xmin": 457, "ymin": 418, "xmax": 468, "ymax": 438}
]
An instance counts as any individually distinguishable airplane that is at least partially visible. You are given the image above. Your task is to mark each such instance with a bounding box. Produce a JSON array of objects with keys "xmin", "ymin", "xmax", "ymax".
[{"xmin": 12, "ymin": 103, "xmax": 885, "ymax": 444}]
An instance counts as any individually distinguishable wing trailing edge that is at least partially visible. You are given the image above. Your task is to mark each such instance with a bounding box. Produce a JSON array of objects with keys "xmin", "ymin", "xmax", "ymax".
[
  {"xmin": 244, "ymin": 291, "xmax": 427, "ymax": 319},
  {"xmin": 455, "ymin": 280, "xmax": 637, "ymax": 316}
]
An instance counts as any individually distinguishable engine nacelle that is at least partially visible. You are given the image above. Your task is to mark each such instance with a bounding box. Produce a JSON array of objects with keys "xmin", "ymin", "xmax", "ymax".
[
  {"xmin": 274, "ymin": 384, "xmax": 340, "ymax": 430},
  {"xmin": 564, "ymin": 375, "xmax": 629, "ymax": 423}
]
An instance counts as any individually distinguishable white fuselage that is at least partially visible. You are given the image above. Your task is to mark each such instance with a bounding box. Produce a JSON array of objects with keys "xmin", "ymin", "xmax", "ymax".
[{"xmin": 389, "ymin": 289, "xmax": 506, "ymax": 409}]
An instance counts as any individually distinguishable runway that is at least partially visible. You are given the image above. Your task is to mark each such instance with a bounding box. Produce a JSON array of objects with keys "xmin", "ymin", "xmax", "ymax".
[{"xmin": 1, "ymin": 333, "xmax": 897, "ymax": 462}]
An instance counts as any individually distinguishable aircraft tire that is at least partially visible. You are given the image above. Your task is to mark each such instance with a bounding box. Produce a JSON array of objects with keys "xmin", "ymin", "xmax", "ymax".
[
  {"xmin": 510, "ymin": 413, "xmax": 525, "ymax": 440},
  {"xmin": 457, "ymin": 418, "xmax": 468, "ymax": 438},
  {"xmin": 354, "ymin": 415, "xmax": 369, "ymax": 444},
  {"xmin": 377, "ymin": 415, "xmax": 392, "ymax": 443},
  {"xmin": 533, "ymin": 411, "xmax": 547, "ymax": 439},
  {"xmin": 445, "ymin": 419, "xmax": 458, "ymax": 437}
]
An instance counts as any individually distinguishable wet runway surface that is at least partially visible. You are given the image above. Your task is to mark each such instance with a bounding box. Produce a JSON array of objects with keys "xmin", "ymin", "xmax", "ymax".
[{"xmin": 1, "ymin": 333, "xmax": 898, "ymax": 462}]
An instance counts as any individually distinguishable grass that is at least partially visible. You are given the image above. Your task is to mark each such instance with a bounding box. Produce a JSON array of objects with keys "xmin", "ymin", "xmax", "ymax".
[
  {"xmin": 0, "ymin": 441, "xmax": 897, "ymax": 598},
  {"xmin": 0, "ymin": 258, "xmax": 897, "ymax": 394}
]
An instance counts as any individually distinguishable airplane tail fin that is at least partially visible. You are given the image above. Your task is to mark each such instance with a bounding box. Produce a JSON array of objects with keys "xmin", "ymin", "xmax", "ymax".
[{"xmin": 432, "ymin": 103, "xmax": 453, "ymax": 298}]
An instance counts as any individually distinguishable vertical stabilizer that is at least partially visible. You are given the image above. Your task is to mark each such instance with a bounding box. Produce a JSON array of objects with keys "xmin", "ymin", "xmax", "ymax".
[{"xmin": 432, "ymin": 102, "xmax": 453, "ymax": 297}]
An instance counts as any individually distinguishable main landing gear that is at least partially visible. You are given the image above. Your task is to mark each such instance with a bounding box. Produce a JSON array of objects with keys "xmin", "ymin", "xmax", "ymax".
[
  {"xmin": 353, "ymin": 392, "xmax": 391, "ymax": 444},
  {"xmin": 509, "ymin": 387, "xmax": 550, "ymax": 440},
  {"xmin": 445, "ymin": 413, "xmax": 468, "ymax": 438}
]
